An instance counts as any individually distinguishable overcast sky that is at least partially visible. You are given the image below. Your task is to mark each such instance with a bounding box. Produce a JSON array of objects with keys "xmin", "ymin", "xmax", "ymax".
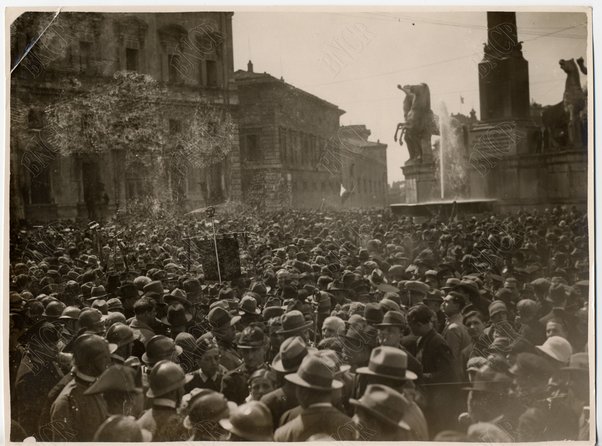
[{"xmin": 231, "ymin": 10, "xmax": 588, "ymax": 183}]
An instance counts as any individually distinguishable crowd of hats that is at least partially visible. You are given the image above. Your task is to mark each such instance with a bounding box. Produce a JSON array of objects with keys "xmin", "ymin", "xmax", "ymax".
[{"xmin": 8, "ymin": 205, "xmax": 591, "ymax": 441}]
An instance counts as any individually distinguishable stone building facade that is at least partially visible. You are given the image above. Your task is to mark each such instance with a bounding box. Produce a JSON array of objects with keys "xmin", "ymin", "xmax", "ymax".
[
  {"xmin": 338, "ymin": 125, "xmax": 388, "ymax": 208},
  {"xmin": 10, "ymin": 12, "xmax": 240, "ymax": 224},
  {"xmin": 234, "ymin": 62, "xmax": 346, "ymax": 210}
]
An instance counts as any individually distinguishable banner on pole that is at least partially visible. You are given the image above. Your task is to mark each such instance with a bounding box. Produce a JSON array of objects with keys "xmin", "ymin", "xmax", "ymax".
[{"xmin": 194, "ymin": 236, "xmax": 242, "ymax": 281}]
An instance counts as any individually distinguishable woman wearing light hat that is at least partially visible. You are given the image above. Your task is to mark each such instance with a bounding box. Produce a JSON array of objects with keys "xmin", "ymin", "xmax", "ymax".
[{"xmin": 180, "ymin": 388, "xmax": 236, "ymax": 441}]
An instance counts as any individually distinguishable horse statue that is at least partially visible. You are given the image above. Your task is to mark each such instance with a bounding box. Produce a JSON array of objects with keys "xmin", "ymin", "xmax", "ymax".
[
  {"xmin": 541, "ymin": 58, "xmax": 586, "ymax": 150},
  {"xmin": 394, "ymin": 83, "xmax": 438, "ymax": 163}
]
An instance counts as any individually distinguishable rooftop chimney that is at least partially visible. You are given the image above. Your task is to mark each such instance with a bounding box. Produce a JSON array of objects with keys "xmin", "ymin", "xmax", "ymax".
[{"xmin": 247, "ymin": 60, "xmax": 254, "ymax": 73}]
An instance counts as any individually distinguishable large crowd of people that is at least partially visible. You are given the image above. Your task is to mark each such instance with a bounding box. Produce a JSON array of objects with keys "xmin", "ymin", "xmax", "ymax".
[{"xmin": 9, "ymin": 205, "xmax": 591, "ymax": 441}]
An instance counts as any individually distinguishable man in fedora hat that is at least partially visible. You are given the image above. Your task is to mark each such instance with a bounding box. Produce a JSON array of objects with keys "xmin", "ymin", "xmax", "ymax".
[
  {"xmin": 560, "ymin": 353, "xmax": 590, "ymax": 440},
  {"xmin": 220, "ymin": 401, "xmax": 274, "ymax": 441},
  {"xmin": 208, "ymin": 306, "xmax": 243, "ymax": 371},
  {"xmin": 423, "ymin": 289, "xmax": 447, "ymax": 332},
  {"xmin": 375, "ymin": 311, "xmax": 423, "ymax": 376},
  {"xmin": 222, "ymin": 325, "xmax": 269, "ymax": 404},
  {"xmin": 261, "ymin": 336, "xmax": 308, "ymax": 426},
  {"xmin": 137, "ymin": 360, "xmax": 191, "ymax": 441},
  {"xmin": 353, "ymin": 346, "xmax": 427, "ymax": 440},
  {"xmin": 462, "ymin": 364, "xmax": 516, "ymax": 439},
  {"xmin": 403, "ymin": 280, "xmax": 430, "ymax": 307},
  {"xmin": 162, "ymin": 303, "xmax": 193, "ymax": 337},
  {"xmin": 355, "ymin": 346, "xmax": 418, "ymax": 393},
  {"xmin": 350, "ymin": 384, "xmax": 411, "ymax": 440},
  {"xmin": 277, "ymin": 309, "xmax": 313, "ymax": 343},
  {"xmin": 238, "ymin": 294, "xmax": 262, "ymax": 329},
  {"xmin": 274, "ymin": 355, "xmax": 358, "ymax": 441},
  {"xmin": 118, "ymin": 282, "xmax": 139, "ymax": 319}
]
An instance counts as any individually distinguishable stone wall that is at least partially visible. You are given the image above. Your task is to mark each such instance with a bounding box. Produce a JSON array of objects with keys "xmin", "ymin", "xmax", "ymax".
[
  {"xmin": 236, "ymin": 70, "xmax": 344, "ymax": 210},
  {"xmin": 402, "ymin": 149, "xmax": 588, "ymax": 210},
  {"xmin": 10, "ymin": 12, "xmax": 240, "ymax": 223}
]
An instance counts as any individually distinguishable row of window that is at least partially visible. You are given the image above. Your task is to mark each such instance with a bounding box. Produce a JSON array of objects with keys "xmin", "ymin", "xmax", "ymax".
[
  {"xmin": 24, "ymin": 37, "xmax": 220, "ymax": 87},
  {"xmin": 279, "ymin": 127, "xmax": 330, "ymax": 167},
  {"xmin": 166, "ymin": 53, "xmax": 219, "ymax": 86}
]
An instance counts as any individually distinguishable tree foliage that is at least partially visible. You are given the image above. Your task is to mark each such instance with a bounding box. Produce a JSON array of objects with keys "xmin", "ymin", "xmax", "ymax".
[{"xmin": 45, "ymin": 70, "xmax": 236, "ymax": 170}]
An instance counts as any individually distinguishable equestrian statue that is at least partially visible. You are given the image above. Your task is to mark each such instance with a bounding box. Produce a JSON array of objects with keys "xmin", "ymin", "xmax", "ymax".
[
  {"xmin": 541, "ymin": 58, "xmax": 587, "ymax": 150},
  {"xmin": 394, "ymin": 83, "xmax": 439, "ymax": 163}
]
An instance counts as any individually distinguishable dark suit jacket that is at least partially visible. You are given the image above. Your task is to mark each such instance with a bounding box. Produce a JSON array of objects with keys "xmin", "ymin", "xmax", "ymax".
[
  {"xmin": 261, "ymin": 386, "xmax": 298, "ymax": 427},
  {"xmin": 415, "ymin": 328, "xmax": 455, "ymax": 384},
  {"xmin": 274, "ymin": 404, "xmax": 357, "ymax": 441}
]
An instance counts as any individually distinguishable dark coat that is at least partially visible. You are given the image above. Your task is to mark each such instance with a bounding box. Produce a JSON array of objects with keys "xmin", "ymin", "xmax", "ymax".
[
  {"xmin": 415, "ymin": 328, "xmax": 455, "ymax": 384},
  {"xmin": 415, "ymin": 328, "xmax": 458, "ymax": 436},
  {"xmin": 216, "ymin": 340, "xmax": 243, "ymax": 371},
  {"xmin": 261, "ymin": 386, "xmax": 298, "ymax": 427},
  {"xmin": 274, "ymin": 404, "xmax": 357, "ymax": 441},
  {"xmin": 49, "ymin": 376, "xmax": 109, "ymax": 441},
  {"xmin": 519, "ymin": 320, "xmax": 547, "ymax": 346},
  {"xmin": 221, "ymin": 363, "xmax": 267, "ymax": 405},
  {"xmin": 14, "ymin": 352, "xmax": 64, "ymax": 437}
]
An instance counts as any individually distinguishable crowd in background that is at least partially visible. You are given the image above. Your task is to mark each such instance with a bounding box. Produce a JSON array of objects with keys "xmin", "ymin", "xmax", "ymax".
[{"xmin": 9, "ymin": 206, "xmax": 590, "ymax": 441}]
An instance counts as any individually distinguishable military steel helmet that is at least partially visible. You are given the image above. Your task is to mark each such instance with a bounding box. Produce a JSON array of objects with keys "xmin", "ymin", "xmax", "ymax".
[
  {"xmin": 146, "ymin": 360, "xmax": 192, "ymax": 398},
  {"xmin": 106, "ymin": 322, "xmax": 139, "ymax": 347},
  {"xmin": 93, "ymin": 415, "xmax": 150, "ymax": 442},
  {"xmin": 142, "ymin": 335, "xmax": 183, "ymax": 366}
]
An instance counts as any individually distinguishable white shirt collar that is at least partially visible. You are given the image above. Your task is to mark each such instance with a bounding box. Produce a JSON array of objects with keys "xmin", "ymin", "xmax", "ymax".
[
  {"xmin": 308, "ymin": 402, "xmax": 332, "ymax": 408},
  {"xmin": 198, "ymin": 369, "xmax": 218, "ymax": 382},
  {"xmin": 153, "ymin": 398, "xmax": 177, "ymax": 408},
  {"xmin": 75, "ymin": 369, "xmax": 97, "ymax": 383}
]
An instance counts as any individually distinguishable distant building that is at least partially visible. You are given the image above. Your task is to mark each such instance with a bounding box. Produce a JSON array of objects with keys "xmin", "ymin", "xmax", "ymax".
[
  {"xmin": 234, "ymin": 61, "xmax": 345, "ymax": 210},
  {"xmin": 10, "ymin": 12, "xmax": 240, "ymax": 223},
  {"xmin": 388, "ymin": 180, "xmax": 406, "ymax": 204},
  {"xmin": 338, "ymin": 125, "xmax": 388, "ymax": 208}
]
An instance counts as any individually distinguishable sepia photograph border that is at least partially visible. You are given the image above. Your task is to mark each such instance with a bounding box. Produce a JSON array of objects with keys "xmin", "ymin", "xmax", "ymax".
[{"xmin": 2, "ymin": 2, "xmax": 597, "ymax": 445}]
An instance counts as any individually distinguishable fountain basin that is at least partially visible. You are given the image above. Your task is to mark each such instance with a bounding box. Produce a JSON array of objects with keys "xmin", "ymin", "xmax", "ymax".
[{"xmin": 390, "ymin": 198, "xmax": 497, "ymax": 218}]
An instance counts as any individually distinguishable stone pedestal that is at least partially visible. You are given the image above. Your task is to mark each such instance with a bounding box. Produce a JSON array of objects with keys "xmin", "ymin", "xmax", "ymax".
[
  {"xmin": 466, "ymin": 149, "xmax": 587, "ymax": 210},
  {"xmin": 401, "ymin": 161, "xmax": 438, "ymax": 204}
]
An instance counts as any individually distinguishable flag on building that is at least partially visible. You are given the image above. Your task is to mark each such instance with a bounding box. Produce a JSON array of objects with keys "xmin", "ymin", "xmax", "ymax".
[{"xmin": 340, "ymin": 184, "xmax": 351, "ymax": 203}]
